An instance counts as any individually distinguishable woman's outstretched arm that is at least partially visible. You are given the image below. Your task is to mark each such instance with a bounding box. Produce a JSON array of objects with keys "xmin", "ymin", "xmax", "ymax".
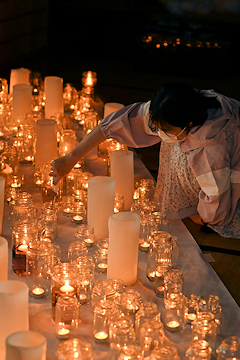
[{"xmin": 50, "ymin": 124, "xmax": 106, "ymax": 184}]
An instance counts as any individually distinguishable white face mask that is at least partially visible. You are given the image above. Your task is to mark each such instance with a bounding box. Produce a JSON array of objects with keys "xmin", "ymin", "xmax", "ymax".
[{"xmin": 157, "ymin": 127, "xmax": 187, "ymax": 143}]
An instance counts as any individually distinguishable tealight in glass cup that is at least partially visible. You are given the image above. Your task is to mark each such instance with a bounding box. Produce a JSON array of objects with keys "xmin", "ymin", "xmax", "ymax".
[
  {"xmin": 118, "ymin": 344, "xmax": 144, "ymax": 360},
  {"xmin": 140, "ymin": 319, "xmax": 165, "ymax": 358},
  {"xmin": 94, "ymin": 248, "xmax": 108, "ymax": 273},
  {"xmin": 154, "ymin": 262, "xmax": 173, "ymax": 298},
  {"xmin": 55, "ymin": 294, "xmax": 80, "ymax": 340},
  {"xmin": 185, "ymin": 339, "xmax": 212, "ymax": 360},
  {"xmin": 117, "ymin": 289, "xmax": 142, "ymax": 323},
  {"xmin": 163, "ymin": 292, "xmax": 187, "ymax": 333},
  {"xmin": 114, "ymin": 194, "xmax": 125, "ymax": 213},
  {"xmin": 135, "ymin": 302, "xmax": 161, "ymax": 344},
  {"xmin": 75, "ymin": 224, "xmax": 95, "ymax": 248},
  {"xmin": 68, "ymin": 240, "xmax": 88, "ymax": 262},
  {"xmin": 216, "ymin": 336, "xmax": 240, "ymax": 360},
  {"xmin": 149, "ymin": 344, "xmax": 180, "ymax": 360},
  {"xmin": 56, "ymin": 337, "xmax": 93, "ymax": 360},
  {"xmin": 109, "ymin": 316, "xmax": 136, "ymax": 359},
  {"xmin": 163, "ymin": 268, "xmax": 184, "ymax": 297},
  {"xmin": 191, "ymin": 312, "xmax": 217, "ymax": 352}
]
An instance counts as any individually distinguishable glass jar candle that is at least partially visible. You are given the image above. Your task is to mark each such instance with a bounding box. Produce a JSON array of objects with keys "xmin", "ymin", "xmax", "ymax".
[
  {"xmin": 77, "ymin": 266, "xmax": 94, "ymax": 304},
  {"xmin": 12, "ymin": 192, "xmax": 36, "ymax": 228},
  {"xmin": 154, "ymin": 262, "xmax": 173, "ymax": 298},
  {"xmin": 149, "ymin": 344, "xmax": 180, "ymax": 360},
  {"xmin": 135, "ymin": 302, "xmax": 161, "ymax": 344},
  {"xmin": 38, "ymin": 208, "xmax": 58, "ymax": 242},
  {"xmin": 191, "ymin": 312, "xmax": 217, "ymax": 352},
  {"xmin": 51, "ymin": 263, "xmax": 79, "ymax": 320},
  {"xmin": 163, "ymin": 269, "xmax": 184, "ymax": 297},
  {"xmin": 55, "ymin": 295, "xmax": 80, "ymax": 339},
  {"xmin": 68, "ymin": 240, "xmax": 88, "ymax": 262},
  {"xmin": 117, "ymin": 289, "xmax": 142, "ymax": 323},
  {"xmin": 198, "ymin": 294, "xmax": 222, "ymax": 333},
  {"xmin": 12, "ymin": 220, "xmax": 38, "ymax": 276},
  {"xmin": 136, "ymin": 178, "xmax": 156, "ymax": 202},
  {"xmin": 94, "ymin": 248, "xmax": 108, "ymax": 273},
  {"xmin": 56, "ymin": 337, "xmax": 93, "ymax": 360},
  {"xmin": 118, "ymin": 344, "xmax": 144, "ymax": 360},
  {"xmin": 163, "ymin": 292, "xmax": 187, "ymax": 333},
  {"xmin": 91, "ymin": 279, "xmax": 121, "ymax": 311},
  {"xmin": 75, "ymin": 224, "xmax": 95, "ymax": 247},
  {"xmin": 26, "ymin": 240, "xmax": 53, "ymax": 299},
  {"xmin": 186, "ymin": 294, "xmax": 201, "ymax": 323},
  {"xmin": 185, "ymin": 339, "xmax": 212, "ymax": 359},
  {"xmin": 58, "ymin": 129, "xmax": 77, "ymax": 157},
  {"xmin": 71, "ymin": 202, "xmax": 87, "ymax": 225},
  {"xmin": 114, "ymin": 194, "xmax": 125, "ymax": 213},
  {"xmin": 109, "ymin": 316, "xmax": 136, "ymax": 359},
  {"xmin": 216, "ymin": 336, "xmax": 240, "ymax": 360},
  {"xmin": 140, "ymin": 319, "xmax": 165, "ymax": 358}
]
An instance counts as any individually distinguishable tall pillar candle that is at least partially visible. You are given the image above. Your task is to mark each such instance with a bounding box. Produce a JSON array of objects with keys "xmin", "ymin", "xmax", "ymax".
[
  {"xmin": 35, "ymin": 119, "xmax": 58, "ymax": 167},
  {"xmin": 0, "ymin": 237, "xmax": 8, "ymax": 281},
  {"xmin": 6, "ymin": 331, "xmax": 47, "ymax": 360},
  {"xmin": 0, "ymin": 176, "xmax": 5, "ymax": 234},
  {"xmin": 104, "ymin": 102, "xmax": 125, "ymax": 117},
  {"xmin": 87, "ymin": 176, "xmax": 115, "ymax": 240},
  {"xmin": 44, "ymin": 76, "xmax": 63, "ymax": 119},
  {"xmin": 10, "ymin": 67, "xmax": 30, "ymax": 94},
  {"xmin": 107, "ymin": 212, "xmax": 140, "ymax": 286},
  {"xmin": 0, "ymin": 280, "xmax": 29, "ymax": 359},
  {"xmin": 12, "ymin": 84, "xmax": 32, "ymax": 121},
  {"xmin": 110, "ymin": 149, "xmax": 134, "ymax": 210}
]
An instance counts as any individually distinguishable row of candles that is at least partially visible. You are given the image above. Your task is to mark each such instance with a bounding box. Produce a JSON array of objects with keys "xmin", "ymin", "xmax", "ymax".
[{"xmin": 0, "ymin": 68, "xmax": 239, "ymax": 359}]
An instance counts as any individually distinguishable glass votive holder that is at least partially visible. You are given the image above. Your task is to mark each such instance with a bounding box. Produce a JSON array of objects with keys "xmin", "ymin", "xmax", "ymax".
[
  {"xmin": 186, "ymin": 294, "xmax": 201, "ymax": 324},
  {"xmin": 62, "ymin": 195, "xmax": 74, "ymax": 216},
  {"xmin": 77, "ymin": 267, "xmax": 94, "ymax": 304},
  {"xmin": 137, "ymin": 178, "xmax": 156, "ymax": 202},
  {"xmin": 216, "ymin": 336, "xmax": 240, "ymax": 360},
  {"xmin": 149, "ymin": 344, "xmax": 180, "ymax": 360},
  {"xmin": 68, "ymin": 240, "xmax": 88, "ymax": 262},
  {"xmin": 109, "ymin": 316, "xmax": 136, "ymax": 359},
  {"xmin": 55, "ymin": 294, "xmax": 80, "ymax": 340},
  {"xmin": 8, "ymin": 173, "xmax": 23, "ymax": 192},
  {"xmin": 34, "ymin": 165, "xmax": 43, "ymax": 188},
  {"xmin": 117, "ymin": 289, "xmax": 142, "ymax": 323},
  {"xmin": 185, "ymin": 339, "xmax": 212, "ymax": 359},
  {"xmin": 12, "ymin": 192, "xmax": 36, "ymax": 227},
  {"xmin": 93, "ymin": 299, "xmax": 119, "ymax": 345},
  {"xmin": 163, "ymin": 292, "xmax": 187, "ymax": 333},
  {"xmin": 26, "ymin": 240, "xmax": 54, "ymax": 299},
  {"xmin": 191, "ymin": 312, "xmax": 217, "ymax": 352},
  {"xmin": 56, "ymin": 337, "xmax": 93, "ymax": 360},
  {"xmin": 118, "ymin": 344, "xmax": 144, "ymax": 360},
  {"xmin": 91, "ymin": 278, "xmax": 122, "ymax": 311},
  {"xmin": 198, "ymin": 294, "xmax": 222, "ymax": 333},
  {"xmin": 163, "ymin": 268, "xmax": 184, "ymax": 297},
  {"xmin": 135, "ymin": 302, "xmax": 161, "ymax": 344},
  {"xmin": 114, "ymin": 194, "xmax": 125, "ymax": 213},
  {"xmin": 71, "ymin": 202, "xmax": 87, "ymax": 225},
  {"xmin": 75, "ymin": 224, "xmax": 95, "ymax": 247},
  {"xmin": 82, "ymin": 71, "xmax": 97, "ymax": 88},
  {"xmin": 51, "ymin": 263, "xmax": 79, "ymax": 321},
  {"xmin": 38, "ymin": 208, "xmax": 58, "ymax": 241},
  {"xmin": 94, "ymin": 248, "xmax": 108, "ymax": 273},
  {"xmin": 140, "ymin": 319, "xmax": 165, "ymax": 358},
  {"xmin": 154, "ymin": 262, "xmax": 173, "ymax": 298},
  {"xmin": 97, "ymin": 238, "xmax": 109, "ymax": 250},
  {"xmin": 12, "ymin": 220, "xmax": 38, "ymax": 276}
]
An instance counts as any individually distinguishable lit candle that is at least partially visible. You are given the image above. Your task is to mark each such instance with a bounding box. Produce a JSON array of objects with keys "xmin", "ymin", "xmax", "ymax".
[
  {"xmin": 167, "ymin": 320, "xmax": 180, "ymax": 329},
  {"xmin": 2, "ymin": 164, "xmax": 13, "ymax": 174},
  {"xmin": 60, "ymin": 280, "xmax": 74, "ymax": 293},
  {"xmin": 94, "ymin": 331, "xmax": 108, "ymax": 340},
  {"xmin": 98, "ymin": 263, "xmax": 107, "ymax": 270},
  {"xmin": 18, "ymin": 243, "xmax": 28, "ymax": 252},
  {"xmin": 187, "ymin": 313, "xmax": 196, "ymax": 321},
  {"xmin": 79, "ymin": 293, "xmax": 87, "ymax": 302},
  {"xmin": 32, "ymin": 287, "xmax": 45, "ymax": 296},
  {"xmin": 140, "ymin": 241, "xmax": 150, "ymax": 249},
  {"xmin": 63, "ymin": 207, "xmax": 71, "ymax": 215},
  {"xmin": 84, "ymin": 238, "xmax": 94, "ymax": 245},
  {"xmin": 58, "ymin": 327, "xmax": 70, "ymax": 336},
  {"xmin": 73, "ymin": 215, "xmax": 83, "ymax": 222}
]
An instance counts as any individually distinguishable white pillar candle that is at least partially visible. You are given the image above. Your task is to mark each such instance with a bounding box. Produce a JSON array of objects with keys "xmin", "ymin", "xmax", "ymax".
[
  {"xmin": 12, "ymin": 84, "xmax": 32, "ymax": 121},
  {"xmin": 0, "ymin": 176, "xmax": 5, "ymax": 235},
  {"xmin": 9, "ymin": 67, "xmax": 30, "ymax": 94},
  {"xmin": 104, "ymin": 102, "xmax": 125, "ymax": 117},
  {"xmin": 44, "ymin": 76, "xmax": 63, "ymax": 119},
  {"xmin": 0, "ymin": 281, "xmax": 29, "ymax": 359},
  {"xmin": 0, "ymin": 237, "xmax": 8, "ymax": 281},
  {"xmin": 110, "ymin": 149, "xmax": 134, "ymax": 210},
  {"xmin": 107, "ymin": 212, "xmax": 140, "ymax": 286},
  {"xmin": 35, "ymin": 119, "xmax": 58, "ymax": 167},
  {"xmin": 6, "ymin": 331, "xmax": 47, "ymax": 360},
  {"xmin": 87, "ymin": 176, "xmax": 115, "ymax": 241}
]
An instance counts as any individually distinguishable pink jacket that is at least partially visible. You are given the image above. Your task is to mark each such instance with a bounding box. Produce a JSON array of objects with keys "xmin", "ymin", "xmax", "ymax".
[{"xmin": 99, "ymin": 90, "xmax": 240, "ymax": 225}]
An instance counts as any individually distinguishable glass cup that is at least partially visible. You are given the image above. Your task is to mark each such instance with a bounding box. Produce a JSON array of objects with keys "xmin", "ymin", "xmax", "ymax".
[
  {"xmin": 198, "ymin": 294, "xmax": 222, "ymax": 333},
  {"xmin": 38, "ymin": 208, "xmax": 58, "ymax": 242},
  {"xmin": 140, "ymin": 319, "xmax": 165, "ymax": 358},
  {"xmin": 149, "ymin": 344, "xmax": 180, "ymax": 359},
  {"xmin": 114, "ymin": 194, "xmax": 125, "ymax": 213},
  {"xmin": 117, "ymin": 289, "xmax": 142, "ymax": 323},
  {"xmin": 51, "ymin": 262, "xmax": 79, "ymax": 320},
  {"xmin": 118, "ymin": 344, "xmax": 144, "ymax": 360},
  {"xmin": 75, "ymin": 224, "xmax": 94, "ymax": 247},
  {"xmin": 163, "ymin": 269, "xmax": 184, "ymax": 297},
  {"xmin": 68, "ymin": 240, "xmax": 88, "ymax": 262},
  {"xmin": 191, "ymin": 312, "xmax": 217, "ymax": 352},
  {"xmin": 109, "ymin": 316, "xmax": 136, "ymax": 359},
  {"xmin": 154, "ymin": 262, "xmax": 173, "ymax": 298},
  {"xmin": 55, "ymin": 294, "xmax": 80, "ymax": 339},
  {"xmin": 94, "ymin": 248, "xmax": 108, "ymax": 273},
  {"xmin": 77, "ymin": 267, "xmax": 94, "ymax": 304},
  {"xmin": 135, "ymin": 302, "xmax": 161, "ymax": 344},
  {"xmin": 12, "ymin": 220, "xmax": 38, "ymax": 276},
  {"xmin": 186, "ymin": 294, "xmax": 201, "ymax": 324},
  {"xmin": 26, "ymin": 240, "xmax": 54, "ymax": 299},
  {"xmin": 163, "ymin": 292, "xmax": 187, "ymax": 333},
  {"xmin": 91, "ymin": 278, "xmax": 125, "ymax": 311},
  {"xmin": 56, "ymin": 337, "xmax": 93, "ymax": 360},
  {"xmin": 185, "ymin": 339, "xmax": 212, "ymax": 359},
  {"xmin": 216, "ymin": 336, "xmax": 240, "ymax": 359}
]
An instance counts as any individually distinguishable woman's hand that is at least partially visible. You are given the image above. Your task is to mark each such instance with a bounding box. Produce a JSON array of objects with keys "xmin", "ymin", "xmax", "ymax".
[{"xmin": 50, "ymin": 153, "xmax": 77, "ymax": 185}]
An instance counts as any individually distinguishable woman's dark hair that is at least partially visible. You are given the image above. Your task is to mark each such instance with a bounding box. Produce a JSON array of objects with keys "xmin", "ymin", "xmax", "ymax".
[{"xmin": 149, "ymin": 82, "xmax": 220, "ymax": 132}]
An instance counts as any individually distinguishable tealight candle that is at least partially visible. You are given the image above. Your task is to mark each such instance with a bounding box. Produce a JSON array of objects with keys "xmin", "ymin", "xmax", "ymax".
[
  {"xmin": 73, "ymin": 215, "xmax": 83, "ymax": 222},
  {"xmin": 60, "ymin": 281, "xmax": 75, "ymax": 294},
  {"xmin": 167, "ymin": 320, "xmax": 180, "ymax": 329},
  {"xmin": 188, "ymin": 313, "xmax": 196, "ymax": 321},
  {"xmin": 84, "ymin": 238, "xmax": 94, "ymax": 245},
  {"xmin": 94, "ymin": 331, "xmax": 108, "ymax": 340},
  {"xmin": 98, "ymin": 263, "xmax": 107, "ymax": 270},
  {"xmin": 79, "ymin": 293, "xmax": 87, "ymax": 302},
  {"xmin": 18, "ymin": 243, "xmax": 28, "ymax": 252},
  {"xmin": 32, "ymin": 287, "xmax": 45, "ymax": 296},
  {"xmin": 58, "ymin": 327, "xmax": 70, "ymax": 336}
]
